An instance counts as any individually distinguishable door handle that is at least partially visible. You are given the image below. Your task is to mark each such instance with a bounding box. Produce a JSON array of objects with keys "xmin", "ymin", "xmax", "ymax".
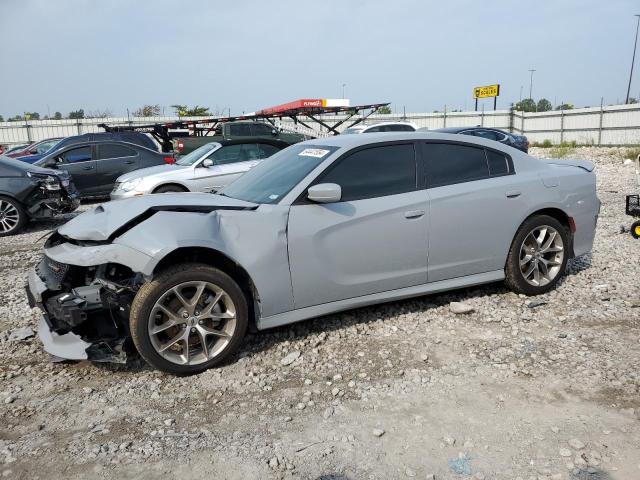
[
  {"xmin": 404, "ymin": 210, "xmax": 425, "ymax": 219},
  {"xmin": 506, "ymin": 190, "xmax": 521, "ymax": 198},
  {"xmin": 82, "ymin": 165, "xmax": 94, "ymax": 170}
]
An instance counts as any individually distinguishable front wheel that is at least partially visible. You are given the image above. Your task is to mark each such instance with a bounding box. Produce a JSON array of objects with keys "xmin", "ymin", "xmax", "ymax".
[
  {"xmin": 505, "ymin": 215, "xmax": 569, "ymax": 296},
  {"xmin": 129, "ymin": 263, "xmax": 248, "ymax": 374},
  {"xmin": 0, "ymin": 196, "xmax": 26, "ymax": 237}
]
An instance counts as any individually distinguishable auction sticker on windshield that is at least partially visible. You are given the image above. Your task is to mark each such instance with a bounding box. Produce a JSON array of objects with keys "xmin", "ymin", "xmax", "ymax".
[{"xmin": 299, "ymin": 148, "xmax": 331, "ymax": 158}]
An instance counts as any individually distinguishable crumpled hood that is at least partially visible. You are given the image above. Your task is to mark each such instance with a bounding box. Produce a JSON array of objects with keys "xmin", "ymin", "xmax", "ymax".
[
  {"xmin": 540, "ymin": 158, "xmax": 595, "ymax": 172},
  {"xmin": 59, "ymin": 193, "xmax": 257, "ymax": 241},
  {"xmin": 117, "ymin": 164, "xmax": 188, "ymax": 183}
]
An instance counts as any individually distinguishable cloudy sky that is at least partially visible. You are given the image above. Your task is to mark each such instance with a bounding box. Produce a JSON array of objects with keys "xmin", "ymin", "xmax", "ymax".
[{"xmin": 0, "ymin": 0, "xmax": 638, "ymax": 117}]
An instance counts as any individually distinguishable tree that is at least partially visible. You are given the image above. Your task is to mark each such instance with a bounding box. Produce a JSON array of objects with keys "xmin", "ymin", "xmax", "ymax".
[
  {"xmin": 0, "ymin": 115, "xmax": 4, "ymax": 122},
  {"xmin": 86, "ymin": 108, "xmax": 112, "ymax": 118},
  {"xmin": 536, "ymin": 98, "xmax": 552, "ymax": 112},
  {"xmin": 133, "ymin": 104, "xmax": 161, "ymax": 117},
  {"xmin": 68, "ymin": 109, "xmax": 85, "ymax": 119},
  {"xmin": 555, "ymin": 103, "xmax": 574, "ymax": 110},
  {"xmin": 54, "ymin": 111, "xmax": 62, "ymax": 120},
  {"xmin": 377, "ymin": 105, "xmax": 392, "ymax": 114},
  {"xmin": 514, "ymin": 98, "xmax": 536, "ymax": 112},
  {"xmin": 629, "ymin": 98, "xmax": 638, "ymax": 104},
  {"xmin": 171, "ymin": 104, "xmax": 210, "ymax": 116}
]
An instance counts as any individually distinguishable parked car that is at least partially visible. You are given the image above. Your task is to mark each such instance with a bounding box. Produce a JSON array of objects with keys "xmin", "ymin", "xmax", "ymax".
[
  {"xmin": 6, "ymin": 138, "xmax": 63, "ymax": 161},
  {"xmin": 111, "ymin": 139, "xmax": 290, "ymax": 199},
  {"xmin": 0, "ymin": 156, "xmax": 79, "ymax": 236},
  {"xmin": 34, "ymin": 141, "xmax": 174, "ymax": 198},
  {"xmin": 28, "ymin": 132, "xmax": 599, "ymax": 374},
  {"xmin": 431, "ymin": 127, "xmax": 529, "ymax": 152},
  {"xmin": 172, "ymin": 121, "xmax": 311, "ymax": 155},
  {"xmin": 2, "ymin": 144, "xmax": 31, "ymax": 156},
  {"xmin": 341, "ymin": 122, "xmax": 418, "ymax": 134}
]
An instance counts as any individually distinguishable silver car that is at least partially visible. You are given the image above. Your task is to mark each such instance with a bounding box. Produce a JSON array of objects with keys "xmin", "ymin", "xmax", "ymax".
[
  {"xmin": 110, "ymin": 140, "xmax": 288, "ymax": 199},
  {"xmin": 28, "ymin": 132, "xmax": 599, "ymax": 374}
]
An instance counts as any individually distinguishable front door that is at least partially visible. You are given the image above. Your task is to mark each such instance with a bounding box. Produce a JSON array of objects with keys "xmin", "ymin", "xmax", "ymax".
[
  {"xmin": 55, "ymin": 145, "xmax": 98, "ymax": 196},
  {"xmin": 287, "ymin": 142, "xmax": 429, "ymax": 308}
]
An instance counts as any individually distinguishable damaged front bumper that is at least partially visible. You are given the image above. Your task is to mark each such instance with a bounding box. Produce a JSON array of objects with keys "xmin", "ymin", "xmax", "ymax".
[{"xmin": 26, "ymin": 243, "xmax": 149, "ymax": 363}]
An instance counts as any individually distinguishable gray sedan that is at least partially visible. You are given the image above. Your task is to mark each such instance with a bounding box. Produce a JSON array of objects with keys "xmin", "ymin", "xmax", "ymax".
[
  {"xmin": 110, "ymin": 139, "xmax": 289, "ymax": 199},
  {"xmin": 28, "ymin": 132, "xmax": 599, "ymax": 374}
]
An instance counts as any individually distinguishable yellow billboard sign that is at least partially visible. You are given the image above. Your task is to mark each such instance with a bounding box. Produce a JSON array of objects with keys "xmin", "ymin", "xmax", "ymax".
[{"xmin": 473, "ymin": 84, "xmax": 500, "ymax": 99}]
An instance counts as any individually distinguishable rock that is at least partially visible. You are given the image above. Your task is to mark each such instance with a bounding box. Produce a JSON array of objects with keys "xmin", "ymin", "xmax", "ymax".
[
  {"xmin": 443, "ymin": 436, "xmax": 456, "ymax": 446},
  {"xmin": 527, "ymin": 299, "xmax": 547, "ymax": 309},
  {"xmin": 568, "ymin": 438, "xmax": 585, "ymax": 449},
  {"xmin": 4, "ymin": 396, "xmax": 15, "ymax": 404},
  {"xmin": 280, "ymin": 351, "xmax": 301, "ymax": 366},
  {"xmin": 296, "ymin": 402, "xmax": 306, "ymax": 410},
  {"xmin": 450, "ymin": 302, "xmax": 474, "ymax": 314},
  {"xmin": 372, "ymin": 428, "xmax": 385, "ymax": 437},
  {"xmin": 331, "ymin": 388, "xmax": 340, "ymax": 396},
  {"xmin": 163, "ymin": 419, "xmax": 175, "ymax": 427},
  {"xmin": 9, "ymin": 326, "xmax": 35, "ymax": 342},
  {"xmin": 268, "ymin": 456, "xmax": 279, "ymax": 468},
  {"xmin": 405, "ymin": 467, "xmax": 416, "ymax": 477},
  {"xmin": 474, "ymin": 473, "xmax": 486, "ymax": 480},
  {"xmin": 550, "ymin": 426, "xmax": 559, "ymax": 433},
  {"xmin": 323, "ymin": 407, "xmax": 335, "ymax": 419},
  {"xmin": 559, "ymin": 448, "xmax": 572, "ymax": 457}
]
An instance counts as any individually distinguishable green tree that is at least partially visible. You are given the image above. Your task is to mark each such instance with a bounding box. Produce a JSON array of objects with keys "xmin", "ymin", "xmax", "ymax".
[
  {"xmin": 133, "ymin": 104, "xmax": 161, "ymax": 117},
  {"xmin": 24, "ymin": 112, "xmax": 40, "ymax": 120},
  {"xmin": 377, "ymin": 105, "xmax": 392, "ymax": 114},
  {"xmin": 0, "ymin": 115, "xmax": 4, "ymax": 122},
  {"xmin": 536, "ymin": 98, "xmax": 552, "ymax": 112},
  {"xmin": 68, "ymin": 109, "xmax": 85, "ymax": 119},
  {"xmin": 54, "ymin": 111, "xmax": 62, "ymax": 120},
  {"xmin": 555, "ymin": 103, "xmax": 574, "ymax": 110},
  {"xmin": 171, "ymin": 104, "xmax": 210, "ymax": 116},
  {"xmin": 628, "ymin": 98, "xmax": 638, "ymax": 104},
  {"xmin": 514, "ymin": 98, "xmax": 536, "ymax": 112}
]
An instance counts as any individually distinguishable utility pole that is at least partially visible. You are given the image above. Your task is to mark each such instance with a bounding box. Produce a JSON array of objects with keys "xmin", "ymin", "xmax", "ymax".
[
  {"xmin": 528, "ymin": 69, "xmax": 536, "ymax": 100},
  {"xmin": 626, "ymin": 14, "xmax": 640, "ymax": 104},
  {"xmin": 342, "ymin": 83, "xmax": 346, "ymax": 99},
  {"xmin": 519, "ymin": 85, "xmax": 523, "ymax": 103}
]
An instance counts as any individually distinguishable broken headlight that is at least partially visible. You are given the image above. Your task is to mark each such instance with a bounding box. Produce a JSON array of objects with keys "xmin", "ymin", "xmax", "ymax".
[
  {"xmin": 118, "ymin": 178, "xmax": 143, "ymax": 192},
  {"xmin": 27, "ymin": 171, "xmax": 62, "ymax": 191}
]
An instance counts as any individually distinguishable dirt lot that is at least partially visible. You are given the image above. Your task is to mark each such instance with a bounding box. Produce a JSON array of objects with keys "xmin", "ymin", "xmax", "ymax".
[{"xmin": 0, "ymin": 147, "xmax": 639, "ymax": 480}]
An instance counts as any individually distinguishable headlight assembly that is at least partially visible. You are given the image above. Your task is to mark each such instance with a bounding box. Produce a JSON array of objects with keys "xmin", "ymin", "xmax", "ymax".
[
  {"xmin": 27, "ymin": 172, "xmax": 61, "ymax": 191},
  {"xmin": 119, "ymin": 178, "xmax": 143, "ymax": 192}
]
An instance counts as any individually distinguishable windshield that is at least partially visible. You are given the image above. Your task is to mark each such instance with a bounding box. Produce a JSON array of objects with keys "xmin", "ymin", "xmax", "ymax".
[
  {"xmin": 222, "ymin": 144, "xmax": 339, "ymax": 204},
  {"xmin": 175, "ymin": 143, "xmax": 218, "ymax": 166}
]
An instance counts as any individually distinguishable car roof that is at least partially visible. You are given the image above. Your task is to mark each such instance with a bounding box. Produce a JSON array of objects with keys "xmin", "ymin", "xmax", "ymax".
[
  {"xmin": 298, "ymin": 131, "xmax": 520, "ymax": 151},
  {"xmin": 434, "ymin": 126, "xmax": 510, "ymax": 134},
  {"xmin": 218, "ymin": 138, "xmax": 291, "ymax": 147}
]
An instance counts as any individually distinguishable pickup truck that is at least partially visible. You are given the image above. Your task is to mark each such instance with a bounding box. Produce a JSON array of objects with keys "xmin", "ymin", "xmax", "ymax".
[{"xmin": 172, "ymin": 121, "xmax": 312, "ymax": 154}]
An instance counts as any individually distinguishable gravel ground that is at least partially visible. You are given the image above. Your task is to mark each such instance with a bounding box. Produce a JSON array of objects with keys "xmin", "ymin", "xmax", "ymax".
[{"xmin": 0, "ymin": 146, "xmax": 639, "ymax": 480}]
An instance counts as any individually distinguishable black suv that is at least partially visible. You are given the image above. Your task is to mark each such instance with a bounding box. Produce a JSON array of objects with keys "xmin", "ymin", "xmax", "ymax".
[
  {"xmin": 54, "ymin": 132, "xmax": 158, "ymax": 153},
  {"xmin": 432, "ymin": 127, "xmax": 529, "ymax": 153},
  {"xmin": 0, "ymin": 156, "xmax": 79, "ymax": 236}
]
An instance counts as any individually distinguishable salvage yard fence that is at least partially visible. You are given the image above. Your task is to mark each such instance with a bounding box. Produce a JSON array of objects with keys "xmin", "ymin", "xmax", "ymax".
[{"xmin": 2, "ymin": 103, "xmax": 640, "ymax": 146}]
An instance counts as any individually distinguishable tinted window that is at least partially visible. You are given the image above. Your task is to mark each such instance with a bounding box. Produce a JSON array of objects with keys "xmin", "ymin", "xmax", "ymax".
[
  {"xmin": 210, "ymin": 144, "xmax": 243, "ymax": 165},
  {"xmin": 60, "ymin": 146, "xmax": 92, "ymax": 163},
  {"xmin": 424, "ymin": 143, "xmax": 489, "ymax": 187},
  {"xmin": 320, "ymin": 144, "xmax": 416, "ymax": 201},
  {"xmin": 98, "ymin": 144, "xmax": 136, "ymax": 159},
  {"xmin": 386, "ymin": 124, "xmax": 415, "ymax": 132},
  {"xmin": 474, "ymin": 130, "xmax": 498, "ymax": 141},
  {"xmin": 460, "ymin": 130, "xmax": 476, "ymax": 136},
  {"xmin": 251, "ymin": 123, "xmax": 274, "ymax": 136},
  {"xmin": 364, "ymin": 126, "xmax": 382, "ymax": 133},
  {"xmin": 229, "ymin": 124, "xmax": 252, "ymax": 136},
  {"xmin": 256, "ymin": 143, "xmax": 281, "ymax": 157},
  {"xmin": 486, "ymin": 150, "xmax": 510, "ymax": 176}
]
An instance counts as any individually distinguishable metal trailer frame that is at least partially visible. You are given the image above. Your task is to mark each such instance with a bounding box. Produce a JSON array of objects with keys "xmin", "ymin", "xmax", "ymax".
[
  {"xmin": 99, "ymin": 102, "xmax": 390, "ymax": 152},
  {"xmin": 625, "ymin": 155, "xmax": 640, "ymax": 238}
]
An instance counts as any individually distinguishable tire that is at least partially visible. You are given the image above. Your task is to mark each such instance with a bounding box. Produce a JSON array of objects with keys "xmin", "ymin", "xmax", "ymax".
[
  {"xmin": 631, "ymin": 220, "xmax": 640, "ymax": 239},
  {"xmin": 154, "ymin": 185, "xmax": 187, "ymax": 194},
  {"xmin": 505, "ymin": 215, "xmax": 569, "ymax": 296},
  {"xmin": 0, "ymin": 196, "xmax": 27, "ymax": 237},
  {"xmin": 129, "ymin": 263, "xmax": 248, "ymax": 375}
]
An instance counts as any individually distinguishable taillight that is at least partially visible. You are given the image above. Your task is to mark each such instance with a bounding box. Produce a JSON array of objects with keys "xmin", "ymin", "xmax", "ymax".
[
  {"xmin": 177, "ymin": 142, "xmax": 184, "ymax": 152},
  {"xmin": 164, "ymin": 156, "xmax": 175, "ymax": 164}
]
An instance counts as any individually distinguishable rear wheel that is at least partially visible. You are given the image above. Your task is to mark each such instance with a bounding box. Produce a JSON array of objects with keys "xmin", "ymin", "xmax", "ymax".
[
  {"xmin": 631, "ymin": 220, "xmax": 640, "ymax": 239},
  {"xmin": 154, "ymin": 184, "xmax": 187, "ymax": 194},
  {"xmin": 505, "ymin": 215, "xmax": 569, "ymax": 295},
  {"xmin": 129, "ymin": 263, "xmax": 248, "ymax": 374},
  {"xmin": 0, "ymin": 196, "xmax": 26, "ymax": 237}
]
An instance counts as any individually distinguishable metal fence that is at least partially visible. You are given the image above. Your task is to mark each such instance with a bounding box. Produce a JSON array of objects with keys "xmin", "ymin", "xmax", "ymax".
[{"xmin": 2, "ymin": 103, "xmax": 640, "ymax": 146}]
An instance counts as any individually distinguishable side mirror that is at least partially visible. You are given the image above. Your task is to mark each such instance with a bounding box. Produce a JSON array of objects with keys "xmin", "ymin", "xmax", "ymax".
[
  {"xmin": 202, "ymin": 158, "xmax": 214, "ymax": 168},
  {"xmin": 307, "ymin": 183, "xmax": 342, "ymax": 203},
  {"xmin": 271, "ymin": 129, "xmax": 278, "ymax": 136}
]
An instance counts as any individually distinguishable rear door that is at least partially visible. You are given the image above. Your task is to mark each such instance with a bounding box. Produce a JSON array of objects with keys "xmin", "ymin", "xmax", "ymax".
[
  {"xmin": 422, "ymin": 142, "xmax": 526, "ymax": 282},
  {"xmin": 95, "ymin": 143, "xmax": 139, "ymax": 195},
  {"xmin": 54, "ymin": 146, "xmax": 98, "ymax": 195},
  {"xmin": 287, "ymin": 142, "xmax": 429, "ymax": 308}
]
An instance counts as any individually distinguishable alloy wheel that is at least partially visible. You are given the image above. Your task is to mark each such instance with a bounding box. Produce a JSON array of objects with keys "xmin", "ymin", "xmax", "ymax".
[
  {"xmin": 148, "ymin": 281, "xmax": 237, "ymax": 366},
  {"xmin": 519, "ymin": 225, "xmax": 564, "ymax": 287},
  {"xmin": 0, "ymin": 200, "xmax": 20, "ymax": 234}
]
